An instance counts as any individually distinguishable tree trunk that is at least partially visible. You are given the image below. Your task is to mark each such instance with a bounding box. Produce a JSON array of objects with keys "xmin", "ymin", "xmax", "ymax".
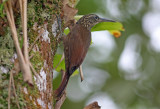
[{"xmin": 0, "ymin": 0, "xmax": 77, "ymax": 108}]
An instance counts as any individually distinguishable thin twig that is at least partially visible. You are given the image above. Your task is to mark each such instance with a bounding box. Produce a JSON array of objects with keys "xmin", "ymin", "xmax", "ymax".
[
  {"xmin": 29, "ymin": 62, "xmax": 42, "ymax": 83},
  {"xmin": 53, "ymin": 53, "xmax": 65, "ymax": 71},
  {"xmin": 8, "ymin": 71, "xmax": 12, "ymax": 109},
  {"xmin": 29, "ymin": 29, "xmax": 45, "ymax": 52},
  {"xmin": 11, "ymin": 71, "xmax": 20, "ymax": 109},
  {"xmin": 79, "ymin": 65, "xmax": 84, "ymax": 82},
  {"xmin": 29, "ymin": 62, "xmax": 38, "ymax": 78},
  {"xmin": 29, "ymin": 54, "xmax": 34, "ymax": 59}
]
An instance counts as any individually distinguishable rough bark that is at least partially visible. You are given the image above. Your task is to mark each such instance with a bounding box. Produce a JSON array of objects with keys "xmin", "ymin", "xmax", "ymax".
[{"xmin": 0, "ymin": 0, "xmax": 77, "ymax": 108}]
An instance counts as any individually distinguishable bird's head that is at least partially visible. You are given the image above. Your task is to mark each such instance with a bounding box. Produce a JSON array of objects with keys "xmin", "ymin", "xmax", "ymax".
[{"xmin": 77, "ymin": 14, "xmax": 115, "ymax": 30}]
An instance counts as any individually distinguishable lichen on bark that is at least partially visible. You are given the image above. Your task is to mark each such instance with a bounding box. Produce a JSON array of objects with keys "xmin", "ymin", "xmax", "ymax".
[{"xmin": 0, "ymin": 0, "xmax": 78, "ymax": 108}]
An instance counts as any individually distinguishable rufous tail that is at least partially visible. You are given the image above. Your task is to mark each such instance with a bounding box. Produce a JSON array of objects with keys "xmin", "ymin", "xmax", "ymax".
[{"xmin": 55, "ymin": 72, "xmax": 70, "ymax": 98}]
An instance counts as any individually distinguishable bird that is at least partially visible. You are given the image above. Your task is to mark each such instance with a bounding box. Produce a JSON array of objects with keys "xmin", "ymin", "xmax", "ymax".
[{"xmin": 55, "ymin": 14, "xmax": 115, "ymax": 98}]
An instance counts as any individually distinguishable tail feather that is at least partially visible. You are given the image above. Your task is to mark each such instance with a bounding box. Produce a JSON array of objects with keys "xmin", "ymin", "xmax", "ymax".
[{"xmin": 55, "ymin": 72, "xmax": 70, "ymax": 98}]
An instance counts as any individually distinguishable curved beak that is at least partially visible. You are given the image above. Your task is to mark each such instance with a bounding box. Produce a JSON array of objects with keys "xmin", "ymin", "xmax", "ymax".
[{"xmin": 99, "ymin": 18, "xmax": 116, "ymax": 22}]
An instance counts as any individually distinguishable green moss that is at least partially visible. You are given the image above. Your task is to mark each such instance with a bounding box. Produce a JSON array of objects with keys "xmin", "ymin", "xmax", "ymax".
[
  {"xmin": 0, "ymin": 74, "xmax": 9, "ymax": 108},
  {"xmin": 0, "ymin": 28, "xmax": 14, "ymax": 67},
  {"xmin": 27, "ymin": 0, "xmax": 63, "ymax": 53},
  {"xmin": 0, "ymin": 72, "xmax": 26, "ymax": 109},
  {"xmin": 27, "ymin": 0, "xmax": 56, "ymax": 27},
  {"xmin": 30, "ymin": 51, "xmax": 44, "ymax": 72},
  {"xmin": 0, "ymin": 0, "xmax": 66, "ymax": 108},
  {"xmin": 28, "ymin": 29, "xmax": 39, "ymax": 45},
  {"xmin": 13, "ymin": 72, "xmax": 40, "ymax": 108}
]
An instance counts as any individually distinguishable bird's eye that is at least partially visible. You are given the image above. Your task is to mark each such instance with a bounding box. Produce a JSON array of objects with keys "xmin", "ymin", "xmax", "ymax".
[{"xmin": 95, "ymin": 16, "xmax": 99, "ymax": 20}]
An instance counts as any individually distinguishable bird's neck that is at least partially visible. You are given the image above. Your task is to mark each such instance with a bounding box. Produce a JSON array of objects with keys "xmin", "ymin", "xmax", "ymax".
[{"xmin": 76, "ymin": 21, "xmax": 91, "ymax": 31}]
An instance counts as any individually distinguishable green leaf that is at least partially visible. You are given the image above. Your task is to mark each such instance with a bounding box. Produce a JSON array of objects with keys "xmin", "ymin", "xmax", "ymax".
[
  {"xmin": 74, "ymin": 15, "xmax": 83, "ymax": 21},
  {"xmin": 64, "ymin": 27, "xmax": 70, "ymax": 35},
  {"xmin": 72, "ymin": 69, "xmax": 79, "ymax": 76},
  {"xmin": 91, "ymin": 22, "xmax": 124, "ymax": 38},
  {"xmin": 91, "ymin": 22, "xmax": 124, "ymax": 31},
  {"xmin": 53, "ymin": 54, "xmax": 65, "ymax": 72}
]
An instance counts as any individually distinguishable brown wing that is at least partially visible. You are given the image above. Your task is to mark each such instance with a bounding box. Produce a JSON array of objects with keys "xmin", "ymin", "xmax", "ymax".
[{"xmin": 64, "ymin": 24, "xmax": 91, "ymax": 75}]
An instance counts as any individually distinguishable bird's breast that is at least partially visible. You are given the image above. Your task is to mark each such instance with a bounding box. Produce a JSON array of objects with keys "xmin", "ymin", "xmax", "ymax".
[{"xmin": 64, "ymin": 24, "xmax": 91, "ymax": 74}]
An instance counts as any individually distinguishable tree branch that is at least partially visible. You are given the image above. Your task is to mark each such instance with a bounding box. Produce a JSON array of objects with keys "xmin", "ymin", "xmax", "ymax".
[{"xmin": 22, "ymin": 0, "xmax": 29, "ymax": 61}]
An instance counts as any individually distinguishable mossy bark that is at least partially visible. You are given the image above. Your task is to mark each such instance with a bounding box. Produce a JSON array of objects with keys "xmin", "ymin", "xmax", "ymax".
[{"xmin": 0, "ymin": 0, "xmax": 66, "ymax": 108}]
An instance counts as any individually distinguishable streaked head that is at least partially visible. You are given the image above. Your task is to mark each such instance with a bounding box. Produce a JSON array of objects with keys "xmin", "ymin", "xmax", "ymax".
[{"xmin": 77, "ymin": 14, "xmax": 115, "ymax": 30}]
